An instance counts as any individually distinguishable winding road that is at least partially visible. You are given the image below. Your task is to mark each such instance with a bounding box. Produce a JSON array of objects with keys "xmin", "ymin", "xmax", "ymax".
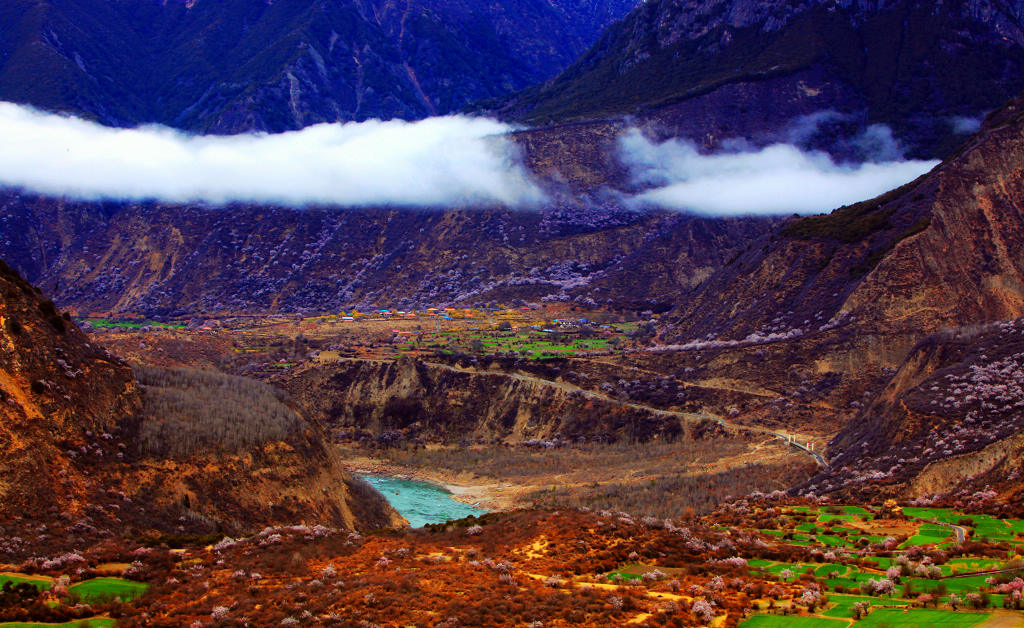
[{"xmin": 903, "ymin": 512, "xmax": 968, "ymax": 543}]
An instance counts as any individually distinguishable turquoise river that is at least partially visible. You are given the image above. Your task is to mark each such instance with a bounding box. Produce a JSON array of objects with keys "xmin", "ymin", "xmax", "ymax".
[{"xmin": 360, "ymin": 475, "xmax": 487, "ymax": 527}]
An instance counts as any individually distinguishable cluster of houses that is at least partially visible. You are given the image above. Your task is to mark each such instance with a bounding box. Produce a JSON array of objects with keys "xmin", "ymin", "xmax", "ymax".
[{"xmin": 320, "ymin": 305, "xmax": 540, "ymax": 325}]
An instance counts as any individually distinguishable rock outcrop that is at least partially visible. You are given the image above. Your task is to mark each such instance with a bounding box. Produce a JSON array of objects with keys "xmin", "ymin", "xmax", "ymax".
[{"xmin": 277, "ymin": 357, "xmax": 707, "ymax": 444}]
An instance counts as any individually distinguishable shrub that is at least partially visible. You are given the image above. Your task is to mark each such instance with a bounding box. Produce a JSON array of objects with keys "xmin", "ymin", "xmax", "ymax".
[
  {"xmin": 134, "ymin": 366, "xmax": 308, "ymax": 458},
  {"xmin": 4, "ymin": 316, "xmax": 22, "ymax": 336}
]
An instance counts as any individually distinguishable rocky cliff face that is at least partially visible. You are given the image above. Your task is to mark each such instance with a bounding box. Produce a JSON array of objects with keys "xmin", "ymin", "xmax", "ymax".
[
  {"xmin": 504, "ymin": 0, "xmax": 1024, "ymax": 158},
  {"xmin": 0, "ymin": 260, "xmax": 400, "ymax": 555},
  {"xmin": 0, "ymin": 0, "xmax": 636, "ymax": 132},
  {"xmin": 0, "ymin": 198, "xmax": 773, "ymax": 316},
  {"xmin": 278, "ymin": 357, "xmax": 714, "ymax": 444}
]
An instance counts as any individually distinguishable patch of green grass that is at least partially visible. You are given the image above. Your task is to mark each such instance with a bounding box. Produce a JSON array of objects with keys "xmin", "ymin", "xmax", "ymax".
[
  {"xmin": 0, "ymin": 621, "xmax": 116, "ymax": 628},
  {"xmin": 910, "ymin": 574, "xmax": 995, "ymax": 597},
  {"xmin": 852, "ymin": 608, "xmax": 989, "ymax": 627},
  {"xmin": 68, "ymin": 577, "xmax": 148, "ymax": 603},
  {"xmin": 818, "ymin": 514, "xmax": 856, "ymax": 522},
  {"xmin": 749, "ymin": 559, "xmax": 777, "ymax": 567},
  {"xmin": 82, "ymin": 318, "xmax": 182, "ymax": 330},
  {"xmin": 824, "ymin": 570, "xmax": 885, "ymax": 591},
  {"xmin": 605, "ymin": 568, "xmax": 643, "ymax": 581},
  {"xmin": 901, "ymin": 507, "xmax": 965, "ymax": 524},
  {"xmin": 822, "ymin": 594, "xmax": 909, "ymax": 619},
  {"xmin": 900, "ymin": 525, "xmax": 952, "ymax": 548},
  {"xmin": 0, "ymin": 575, "xmax": 51, "ymax": 591},
  {"xmin": 1005, "ymin": 519, "xmax": 1024, "ymax": 534},
  {"xmin": 742, "ymin": 615, "xmax": 848, "ymax": 627},
  {"xmin": 814, "ymin": 563, "xmax": 850, "ymax": 578},
  {"xmin": 943, "ymin": 558, "xmax": 1003, "ymax": 575},
  {"xmin": 765, "ymin": 563, "xmax": 815, "ymax": 580}
]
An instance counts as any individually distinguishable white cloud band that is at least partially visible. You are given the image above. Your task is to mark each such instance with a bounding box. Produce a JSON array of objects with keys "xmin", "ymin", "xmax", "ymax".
[
  {"xmin": 0, "ymin": 102, "xmax": 545, "ymax": 208},
  {"xmin": 619, "ymin": 130, "xmax": 939, "ymax": 216}
]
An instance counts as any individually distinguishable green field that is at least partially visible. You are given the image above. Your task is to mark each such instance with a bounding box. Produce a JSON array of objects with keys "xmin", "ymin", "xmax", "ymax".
[
  {"xmin": 901, "ymin": 524, "xmax": 952, "ymax": 547},
  {"xmin": 901, "ymin": 508, "xmax": 967, "ymax": 524},
  {"xmin": 852, "ymin": 609, "xmax": 989, "ymax": 627},
  {"xmin": 819, "ymin": 514, "xmax": 857, "ymax": 522},
  {"xmin": 815, "ymin": 534, "xmax": 847, "ymax": 547},
  {"xmin": 942, "ymin": 558, "xmax": 1003, "ymax": 575},
  {"xmin": 912, "ymin": 574, "xmax": 1003, "ymax": 597},
  {"xmin": 748, "ymin": 505, "xmax": 1024, "ymax": 621},
  {"xmin": 749, "ymin": 559, "xmax": 777, "ymax": 567},
  {"xmin": 68, "ymin": 578, "xmax": 148, "ymax": 603},
  {"xmin": 0, "ymin": 575, "xmax": 51, "ymax": 591},
  {"xmin": 0, "ymin": 621, "xmax": 116, "ymax": 628},
  {"xmin": 763, "ymin": 563, "xmax": 815, "ymax": 580},
  {"xmin": 742, "ymin": 615, "xmax": 848, "ymax": 627},
  {"xmin": 822, "ymin": 595, "xmax": 910, "ymax": 619},
  {"xmin": 400, "ymin": 323, "xmax": 642, "ymax": 359},
  {"xmin": 814, "ymin": 563, "xmax": 851, "ymax": 578},
  {"xmin": 605, "ymin": 567, "xmax": 644, "ymax": 581},
  {"xmin": 82, "ymin": 318, "xmax": 183, "ymax": 330}
]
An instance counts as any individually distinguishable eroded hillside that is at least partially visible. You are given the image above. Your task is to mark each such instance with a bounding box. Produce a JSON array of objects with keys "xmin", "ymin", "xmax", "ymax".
[
  {"xmin": 648, "ymin": 97, "xmax": 1024, "ymax": 495},
  {"xmin": 0, "ymin": 199, "xmax": 773, "ymax": 316},
  {"xmin": 0, "ymin": 261, "xmax": 401, "ymax": 560}
]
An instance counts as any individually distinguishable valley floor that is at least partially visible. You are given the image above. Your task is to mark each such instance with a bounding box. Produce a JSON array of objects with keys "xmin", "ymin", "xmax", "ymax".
[{"xmin": 338, "ymin": 436, "xmax": 815, "ymax": 519}]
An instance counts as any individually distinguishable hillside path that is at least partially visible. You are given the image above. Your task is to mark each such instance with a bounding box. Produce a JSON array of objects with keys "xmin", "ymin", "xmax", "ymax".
[{"xmin": 313, "ymin": 355, "xmax": 827, "ymax": 466}]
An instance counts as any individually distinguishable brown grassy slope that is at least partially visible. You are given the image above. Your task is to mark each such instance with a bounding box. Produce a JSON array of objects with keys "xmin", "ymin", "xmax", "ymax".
[
  {"xmin": 114, "ymin": 509, "xmax": 793, "ymax": 627},
  {"xmin": 0, "ymin": 261, "xmax": 401, "ymax": 559},
  {"xmin": 0, "ymin": 258, "xmax": 140, "ymax": 521},
  {"xmin": 123, "ymin": 365, "xmax": 404, "ymax": 534}
]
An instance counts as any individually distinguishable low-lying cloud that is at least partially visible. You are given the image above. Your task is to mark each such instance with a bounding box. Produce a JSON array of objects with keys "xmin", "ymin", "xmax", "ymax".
[
  {"xmin": 0, "ymin": 102, "xmax": 544, "ymax": 208},
  {"xmin": 619, "ymin": 130, "xmax": 939, "ymax": 216},
  {"xmin": 949, "ymin": 115, "xmax": 983, "ymax": 135}
]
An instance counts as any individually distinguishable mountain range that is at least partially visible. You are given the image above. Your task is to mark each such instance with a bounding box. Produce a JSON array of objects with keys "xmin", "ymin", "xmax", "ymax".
[
  {"xmin": 501, "ymin": 0, "xmax": 1024, "ymax": 158},
  {"xmin": 0, "ymin": 0, "xmax": 636, "ymax": 132}
]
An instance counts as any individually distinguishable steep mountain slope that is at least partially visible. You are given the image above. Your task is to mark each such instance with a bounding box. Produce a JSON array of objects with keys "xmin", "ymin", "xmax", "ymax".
[
  {"xmin": 656, "ymin": 96, "xmax": 1024, "ymax": 493},
  {"xmin": 669, "ymin": 96, "xmax": 1024, "ymax": 353},
  {"xmin": 810, "ymin": 318, "xmax": 1024, "ymax": 504},
  {"xmin": 0, "ymin": 198, "xmax": 773, "ymax": 316},
  {"xmin": 504, "ymin": 0, "xmax": 1024, "ymax": 158},
  {"xmin": 0, "ymin": 258, "xmax": 140, "ymax": 521},
  {"xmin": 0, "ymin": 0, "xmax": 636, "ymax": 132},
  {"xmin": 0, "ymin": 260, "xmax": 400, "ymax": 554}
]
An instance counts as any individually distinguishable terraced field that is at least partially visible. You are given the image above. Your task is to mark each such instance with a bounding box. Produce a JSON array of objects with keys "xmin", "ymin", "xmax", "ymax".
[{"xmin": 731, "ymin": 504, "xmax": 1024, "ymax": 625}]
